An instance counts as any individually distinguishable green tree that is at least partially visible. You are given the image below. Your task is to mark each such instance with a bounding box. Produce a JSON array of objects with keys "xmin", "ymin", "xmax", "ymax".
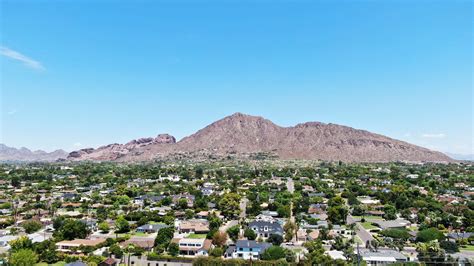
[
  {"xmin": 440, "ymin": 240, "xmax": 459, "ymax": 253},
  {"xmin": 304, "ymin": 239, "xmax": 334, "ymax": 264},
  {"xmin": 226, "ymin": 225, "xmax": 240, "ymax": 242},
  {"xmin": 416, "ymin": 228, "xmax": 444, "ymax": 242},
  {"xmin": 8, "ymin": 249, "xmax": 38, "ymax": 266},
  {"xmin": 267, "ymin": 234, "xmax": 284, "ymax": 246},
  {"xmin": 209, "ymin": 247, "xmax": 224, "ymax": 257},
  {"xmin": 383, "ymin": 205, "xmax": 397, "ymax": 220},
  {"xmin": 261, "ymin": 246, "xmax": 286, "ymax": 260},
  {"xmin": 21, "ymin": 220, "xmax": 42, "ymax": 234},
  {"xmin": 283, "ymin": 221, "xmax": 297, "ymax": 242},
  {"xmin": 154, "ymin": 227, "xmax": 174, "ymax": 249},
  {"xmin": 98, "ymin": 221, "xmax": 110, "ymax": 233},
  {"xmin": 416, "ymin": 241, "xmax": 447, "ymax": 264},
  {"xmin": 168, "ymin": 242, "xmax": 179, "ymax": 256},
  {"xmin": 9, "ymin": 236, "xmax": 33, "ymax": 252},
  {"xmin": 244, "ymin": 228, "xmax": 256, "ymax": 240},
  {"xmin": 218, "ymin": 193, "xmax": 241, "ymax": 219},
  {"xmin": 115, "ymin": 216, "xmax": 130, "ymax": 233},
  {"xmin": 328, "ymin": 205, "xmax": 348, "ymax": 225},
  {"xmin": 54, "ymin": 219, "xmax": 90, "ymax": 240},
  {"xmin": 33, "ymin": 239, "xmax": 58, "ymax": 263},
  {"xmin": 109, "ymin": 244, "xmax": 123, "ymax": 258}
]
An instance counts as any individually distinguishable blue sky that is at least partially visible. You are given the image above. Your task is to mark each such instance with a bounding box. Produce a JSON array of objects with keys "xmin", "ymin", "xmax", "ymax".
[{"xmin": 1, "ymin": 0, "xmax": 472, "ymax": 154}]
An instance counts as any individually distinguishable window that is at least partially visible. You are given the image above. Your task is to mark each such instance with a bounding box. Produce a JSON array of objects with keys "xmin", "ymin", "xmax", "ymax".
[{"xmin": 238, "ymin": 253, "xmax": 243, "ymax": 258}]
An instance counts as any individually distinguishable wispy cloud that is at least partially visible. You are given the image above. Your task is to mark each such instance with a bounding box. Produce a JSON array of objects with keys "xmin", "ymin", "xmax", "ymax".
[
  {"xmin": 1, "ymin": 46, "xmax": 45, "ymax": 71},
  {"xmin": 421, "ymin": 133, "xmax": 446, "ymax": 139},
  {"xmin": 7, "ymin": 109, "xmax": 18, "ymax": 115},
  {"xmin": 73, "ymin": 142, "xmax": 83, "ymax": 147}
]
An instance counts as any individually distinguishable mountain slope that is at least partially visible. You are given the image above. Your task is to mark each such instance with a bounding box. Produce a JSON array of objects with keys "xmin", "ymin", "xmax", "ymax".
[
  {"xmin": 0, "ymin": 144, "xmax": 68, "ymax": 162},
  {"xmin": 68, "ymin": 113, "xmax": 453, "ymax": 162}
]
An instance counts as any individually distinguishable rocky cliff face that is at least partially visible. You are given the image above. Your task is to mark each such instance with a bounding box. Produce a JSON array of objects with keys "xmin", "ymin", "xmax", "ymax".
[
  {"xmin": 68, "ymin": 134, "xmax": 176, "ymax": 161},
  {"xmin": 67, "ymin": 113, "xmax": 453, "ymax": 163}
]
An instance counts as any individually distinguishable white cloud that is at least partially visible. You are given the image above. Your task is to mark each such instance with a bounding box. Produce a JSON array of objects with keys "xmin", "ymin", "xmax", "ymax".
[
  {"xmin": 421, "ymin": 133, "xmax": 446, "ymax": 139},
  {"xmin": 1, "ymin": 46, "xmax": 45, "ymax": 70},
  {"xmin": 7, "ymin": 109, "xmax": 17, "ymax": 115}
]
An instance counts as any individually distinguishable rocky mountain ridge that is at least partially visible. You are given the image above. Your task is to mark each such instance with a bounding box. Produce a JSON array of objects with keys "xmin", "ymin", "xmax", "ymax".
[
  {"xmin": 68, "ymin": 113, "xmax": 453, "ymax": 163},
  {"xmin": 0, "ymin": 144, "xmax": 68, "ymax": 161}
]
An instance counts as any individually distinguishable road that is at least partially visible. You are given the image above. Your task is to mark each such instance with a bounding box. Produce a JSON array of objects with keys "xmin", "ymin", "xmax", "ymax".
[
  {"xmin": 286, "ymin": 177, "xmax": 297, "ymax": 242},
  {"xmin": 220, "ymin": 220, "xmax": 238, "ymax": 232},
  {"xmin": 287, "ymin": 177, "xmax": 295, "ymax": 193},
  {"xmin": 239, "ymin": 197, "xmax": 248, "ymax": 220},
  {"xmin": 347, "ymin": 215, "xmax": 373, "ymax": 246}
]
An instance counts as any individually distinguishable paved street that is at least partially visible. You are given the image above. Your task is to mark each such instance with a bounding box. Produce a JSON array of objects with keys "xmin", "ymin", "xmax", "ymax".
[
  {"xmin": 239, "ymin": 197, "xmax": 248, "ymax": 219},
  {"xmin": 287, "ymin": 177, "xmax": 295, "ymax": 193}
]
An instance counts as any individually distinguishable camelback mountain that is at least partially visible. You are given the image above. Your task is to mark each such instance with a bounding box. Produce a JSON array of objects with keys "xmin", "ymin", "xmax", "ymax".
[{"xmin": 68, "ymin": 113, "xmax": 453, "ymax": 162}]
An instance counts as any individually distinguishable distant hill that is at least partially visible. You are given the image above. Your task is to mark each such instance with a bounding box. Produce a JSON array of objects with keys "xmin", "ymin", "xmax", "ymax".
[
  {"xmin": 0, "ymin": 144, "xmax": 68, "ymax": 162},
  {"xmin": 68, "ymin": 113, "xmax": 453, "ymax": 163}
]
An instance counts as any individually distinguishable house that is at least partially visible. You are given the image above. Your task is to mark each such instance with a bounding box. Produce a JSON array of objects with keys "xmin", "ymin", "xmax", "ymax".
[
  {"xmin": 0, "ymin": 235, "xmax": 19, "ymax": 248},
  {"xmin": 136, "ymin": 223, "xmax": 168, "ymax": 234},
  {"xmin": 200, "ymin": 186, "xmax": 214, "ymax": 196},
  {"xmin": 56, "ymin": 239, "xmax": 105, "ymax": 254},
  {"xmin": 373, "ymin": 219, "xmax": 410, "ymax": 230},
  {"xmin": 447, "ymin": 232, "xmax": 472, "ymax": 242},
  {"xmin": 255, "ymin": 213, "xmax": 277, "ymax": 222},
  {"xmin": 133, "ymin": 195, "xmax": 165, "ymax": 206},
  {"xmin": 119, "ymin": 237, "xmax": 155, "ymax": 251},
  {"xmin": 330, "ymin": 225, "xmax": 353, "ymax": 237},
  {"xmin": 297, "ymin": 229, "xmax": 307, "ymax": 242},
  {"xmin": 178, "ymin": 220, "xmax": 210, "ymax": 234},
  {"xmin": 171, "ymin": 237, "xmax": 212, "ymax": 257},
  {"xmin": 224, "ymin": 240, "xmax": 272, "ymax": 260},
  {"xmin": 99, "ymin": 257, "xmax": 118, "ymax": 266},
  {"xmin": 61, "ymin": 192, "xmax": 78, "ymax": 201},
  {"xmin": 358, "ymin": 196, "xmax": 380, "ymax": 205},
  {"xmin": 307, "ymin": 230, "xmax": 320, "ymax": 241},
  {"xmin": 360, "ymin": 250, "xmax": 408, "ymax": 265},
  {"xmin": 308, "ymin": 204, "xmax": 326, "ymax": 214},
  {"xmin": 325, "ymin": 250, "xmax": 347, "ymax": 261},
  {"xmin": 248, "ymin": 220, "xmax": 283, "ymax": 240},
  {"xmin": 260, "ymin": 210, "xmax": 278, "ymax": 217},
  {"xmin": 159, "ymin": 175, "xmax": 180, "ymax": 182},
  {"xmin": 172, "ymin": 194, "xmax": 195, "ymax": 208},
  {"xmin": 80, "ymin": 219, "xmax": 98, "ymax": 231}
]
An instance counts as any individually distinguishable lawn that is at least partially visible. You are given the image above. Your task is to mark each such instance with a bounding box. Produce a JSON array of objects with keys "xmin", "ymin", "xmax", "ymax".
[
  {"xmin": 133, "ymin": 231, "xmax": 149, "ymax": 236},
  {"xmin": 361, "ymin": 222, "xmax": 378, "ymax": 230},
  {"xmin": 35, "ymin": 262, "xmax": 66, "ymax": 266},
  {"xmin": 188, "ymin": 233, "xmax": 207, "ymax": 239},
  {"xmin": 353, "ymin": 215, "xmax": 384, "ymax": 221},
  {"xmin": 460, "ymin": 245, "xmax": 474, "ymax": 251}
]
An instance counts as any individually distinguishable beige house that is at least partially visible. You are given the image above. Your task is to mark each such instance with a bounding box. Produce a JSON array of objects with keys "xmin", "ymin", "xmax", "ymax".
[{"xmin": 55, "ymin": 239, "xmax": 105, "ymax": 254}]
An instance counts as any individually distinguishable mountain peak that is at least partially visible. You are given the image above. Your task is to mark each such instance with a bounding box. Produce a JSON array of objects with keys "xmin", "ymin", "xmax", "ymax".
[{"xmin": 66, "ymin": 114, "xmax": 453, "ymax": 163}]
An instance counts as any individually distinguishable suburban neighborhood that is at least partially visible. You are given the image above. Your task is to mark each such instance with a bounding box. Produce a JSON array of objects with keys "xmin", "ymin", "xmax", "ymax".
[{"xmin": 0, "ymin": 161, "xmax": 472, "ymax": 265}]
